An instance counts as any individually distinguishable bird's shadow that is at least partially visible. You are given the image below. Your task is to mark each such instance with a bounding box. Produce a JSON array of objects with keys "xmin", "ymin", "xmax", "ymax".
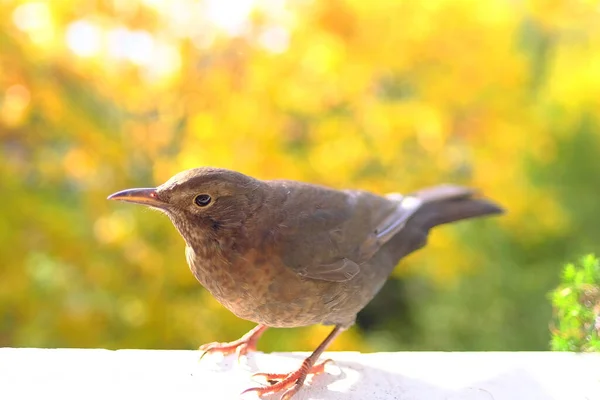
[{"xmin": 196, "ymin": 352, "xmax": 556, "ymax": 400}]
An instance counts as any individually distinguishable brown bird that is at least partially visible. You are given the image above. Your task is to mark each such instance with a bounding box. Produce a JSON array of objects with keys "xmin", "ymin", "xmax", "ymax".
[{"xmin": 108, "ymin": 167, "xmax": 503, "ymax": 399}]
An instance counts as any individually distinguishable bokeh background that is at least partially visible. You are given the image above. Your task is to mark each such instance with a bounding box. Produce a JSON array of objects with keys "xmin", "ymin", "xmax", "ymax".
[{"xmin": 1, "ymin": 0, "xmax": 599, "ymax": 352}]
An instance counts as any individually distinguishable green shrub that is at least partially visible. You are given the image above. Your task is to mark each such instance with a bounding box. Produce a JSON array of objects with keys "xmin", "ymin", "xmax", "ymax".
[{"xmin": 551, "ymin": 254, "xmax": 600, "ymax": 351}]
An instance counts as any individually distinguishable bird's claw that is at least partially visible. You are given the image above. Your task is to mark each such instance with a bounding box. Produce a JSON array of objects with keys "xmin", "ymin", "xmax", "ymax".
[
  {"xmin": 242, "ymin": 359, "xmax": 334, "ymax": 399},
  {"xmin": 198, "ymin": 325, "xmax": 267, "ymax": 364},
  {"xmin": 198, "ymin": 339, "xmax": 255, "ymax": 363}
]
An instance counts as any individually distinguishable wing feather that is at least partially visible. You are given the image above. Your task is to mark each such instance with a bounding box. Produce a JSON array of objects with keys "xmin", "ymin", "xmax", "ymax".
[{"xmin": 268, "ymin": 181, "xmax": 422, "ymax": 283}]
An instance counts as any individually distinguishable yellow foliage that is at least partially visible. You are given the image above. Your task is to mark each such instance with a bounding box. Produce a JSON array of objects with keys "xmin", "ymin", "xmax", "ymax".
[{"xmin": 1, "ymin": 0, "xmax": 599, "ymax": 351}]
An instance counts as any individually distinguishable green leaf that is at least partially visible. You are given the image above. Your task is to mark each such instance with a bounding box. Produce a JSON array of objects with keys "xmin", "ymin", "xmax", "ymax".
[{"xmin": 562, "ymin": 263, "xmax": 577, "ymax": 283}]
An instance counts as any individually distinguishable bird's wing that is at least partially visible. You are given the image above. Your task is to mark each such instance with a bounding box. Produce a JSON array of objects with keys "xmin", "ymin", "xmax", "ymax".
[{"xmin": 269, "ymin": 181, "xmax": 422, "ymax": 282}]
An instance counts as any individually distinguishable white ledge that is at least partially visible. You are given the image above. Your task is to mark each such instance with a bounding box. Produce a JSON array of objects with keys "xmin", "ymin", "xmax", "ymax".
[{"xmin": 1, "ymin": 349, "xmax": 598, "ymax": 399}]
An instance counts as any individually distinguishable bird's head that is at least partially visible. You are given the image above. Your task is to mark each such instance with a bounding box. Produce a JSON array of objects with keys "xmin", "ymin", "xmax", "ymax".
[{"xmin": 108, "ymin": 167, "xmax": 264, "ymax": 245}]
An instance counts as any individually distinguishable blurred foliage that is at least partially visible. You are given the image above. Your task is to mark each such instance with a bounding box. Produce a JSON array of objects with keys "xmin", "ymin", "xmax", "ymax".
[
  {"xmin": 551, "ymin": 254, "xmax": 600, "ymax": 352},
  {"xmin": 1, "ymin": 0, "xmax": 599, "ymax": 352}
]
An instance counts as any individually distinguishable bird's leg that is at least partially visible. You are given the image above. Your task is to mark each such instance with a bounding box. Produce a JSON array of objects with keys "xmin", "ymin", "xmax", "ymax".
[
  {"xmin": 241, "ymin": 325, "xmax": 344, "ymax": 400},
  {"xmin": 199, "ymin": 324, "xmax": 268, "ymax": 362}
]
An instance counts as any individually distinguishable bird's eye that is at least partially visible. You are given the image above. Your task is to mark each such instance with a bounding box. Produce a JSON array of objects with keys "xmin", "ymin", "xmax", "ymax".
[{"xmin": 194, "ymin": 194, "xmax": 212, "ymax": 207}]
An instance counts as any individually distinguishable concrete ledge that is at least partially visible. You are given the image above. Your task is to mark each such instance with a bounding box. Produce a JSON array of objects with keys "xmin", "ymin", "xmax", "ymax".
[{"xmin": 0, "ymin": 349, "xmax": 598, "ymax": 399}]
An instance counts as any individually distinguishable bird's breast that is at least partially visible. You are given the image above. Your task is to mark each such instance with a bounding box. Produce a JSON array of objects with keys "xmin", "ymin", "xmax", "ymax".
[{"xmin": 184, "ymin": 244, "xmax": 360, "ymax": 327}]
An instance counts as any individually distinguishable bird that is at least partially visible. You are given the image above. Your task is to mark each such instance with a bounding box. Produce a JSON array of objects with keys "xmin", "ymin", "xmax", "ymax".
[{"xmin": 108, "ymin": 167, "xmax": 503, "ymax": 399}]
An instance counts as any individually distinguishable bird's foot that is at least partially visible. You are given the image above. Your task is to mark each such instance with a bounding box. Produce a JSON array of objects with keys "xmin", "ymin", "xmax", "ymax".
[
  {"xmin": 198, "ymin": 324, "xmax": 268, "ymax": 363},
  {"xmin": 241, "ymin": 358, "xmax": 334, "ymax": 400}
]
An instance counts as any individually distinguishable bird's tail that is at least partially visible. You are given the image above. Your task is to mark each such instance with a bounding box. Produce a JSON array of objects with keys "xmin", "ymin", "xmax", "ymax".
[
  {"xmin": 386, "ymin": 185, "xmax": 503, "ymax": 261},
  {"xmin": 410, "ymin": 184, "xmax": 504, "ymax": 230}
]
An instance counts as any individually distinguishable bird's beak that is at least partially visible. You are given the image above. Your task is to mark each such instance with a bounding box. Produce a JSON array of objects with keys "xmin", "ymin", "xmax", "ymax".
[{"xmin": 107, "ymin": 188, "xmax": 167, "ymax": 209}]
